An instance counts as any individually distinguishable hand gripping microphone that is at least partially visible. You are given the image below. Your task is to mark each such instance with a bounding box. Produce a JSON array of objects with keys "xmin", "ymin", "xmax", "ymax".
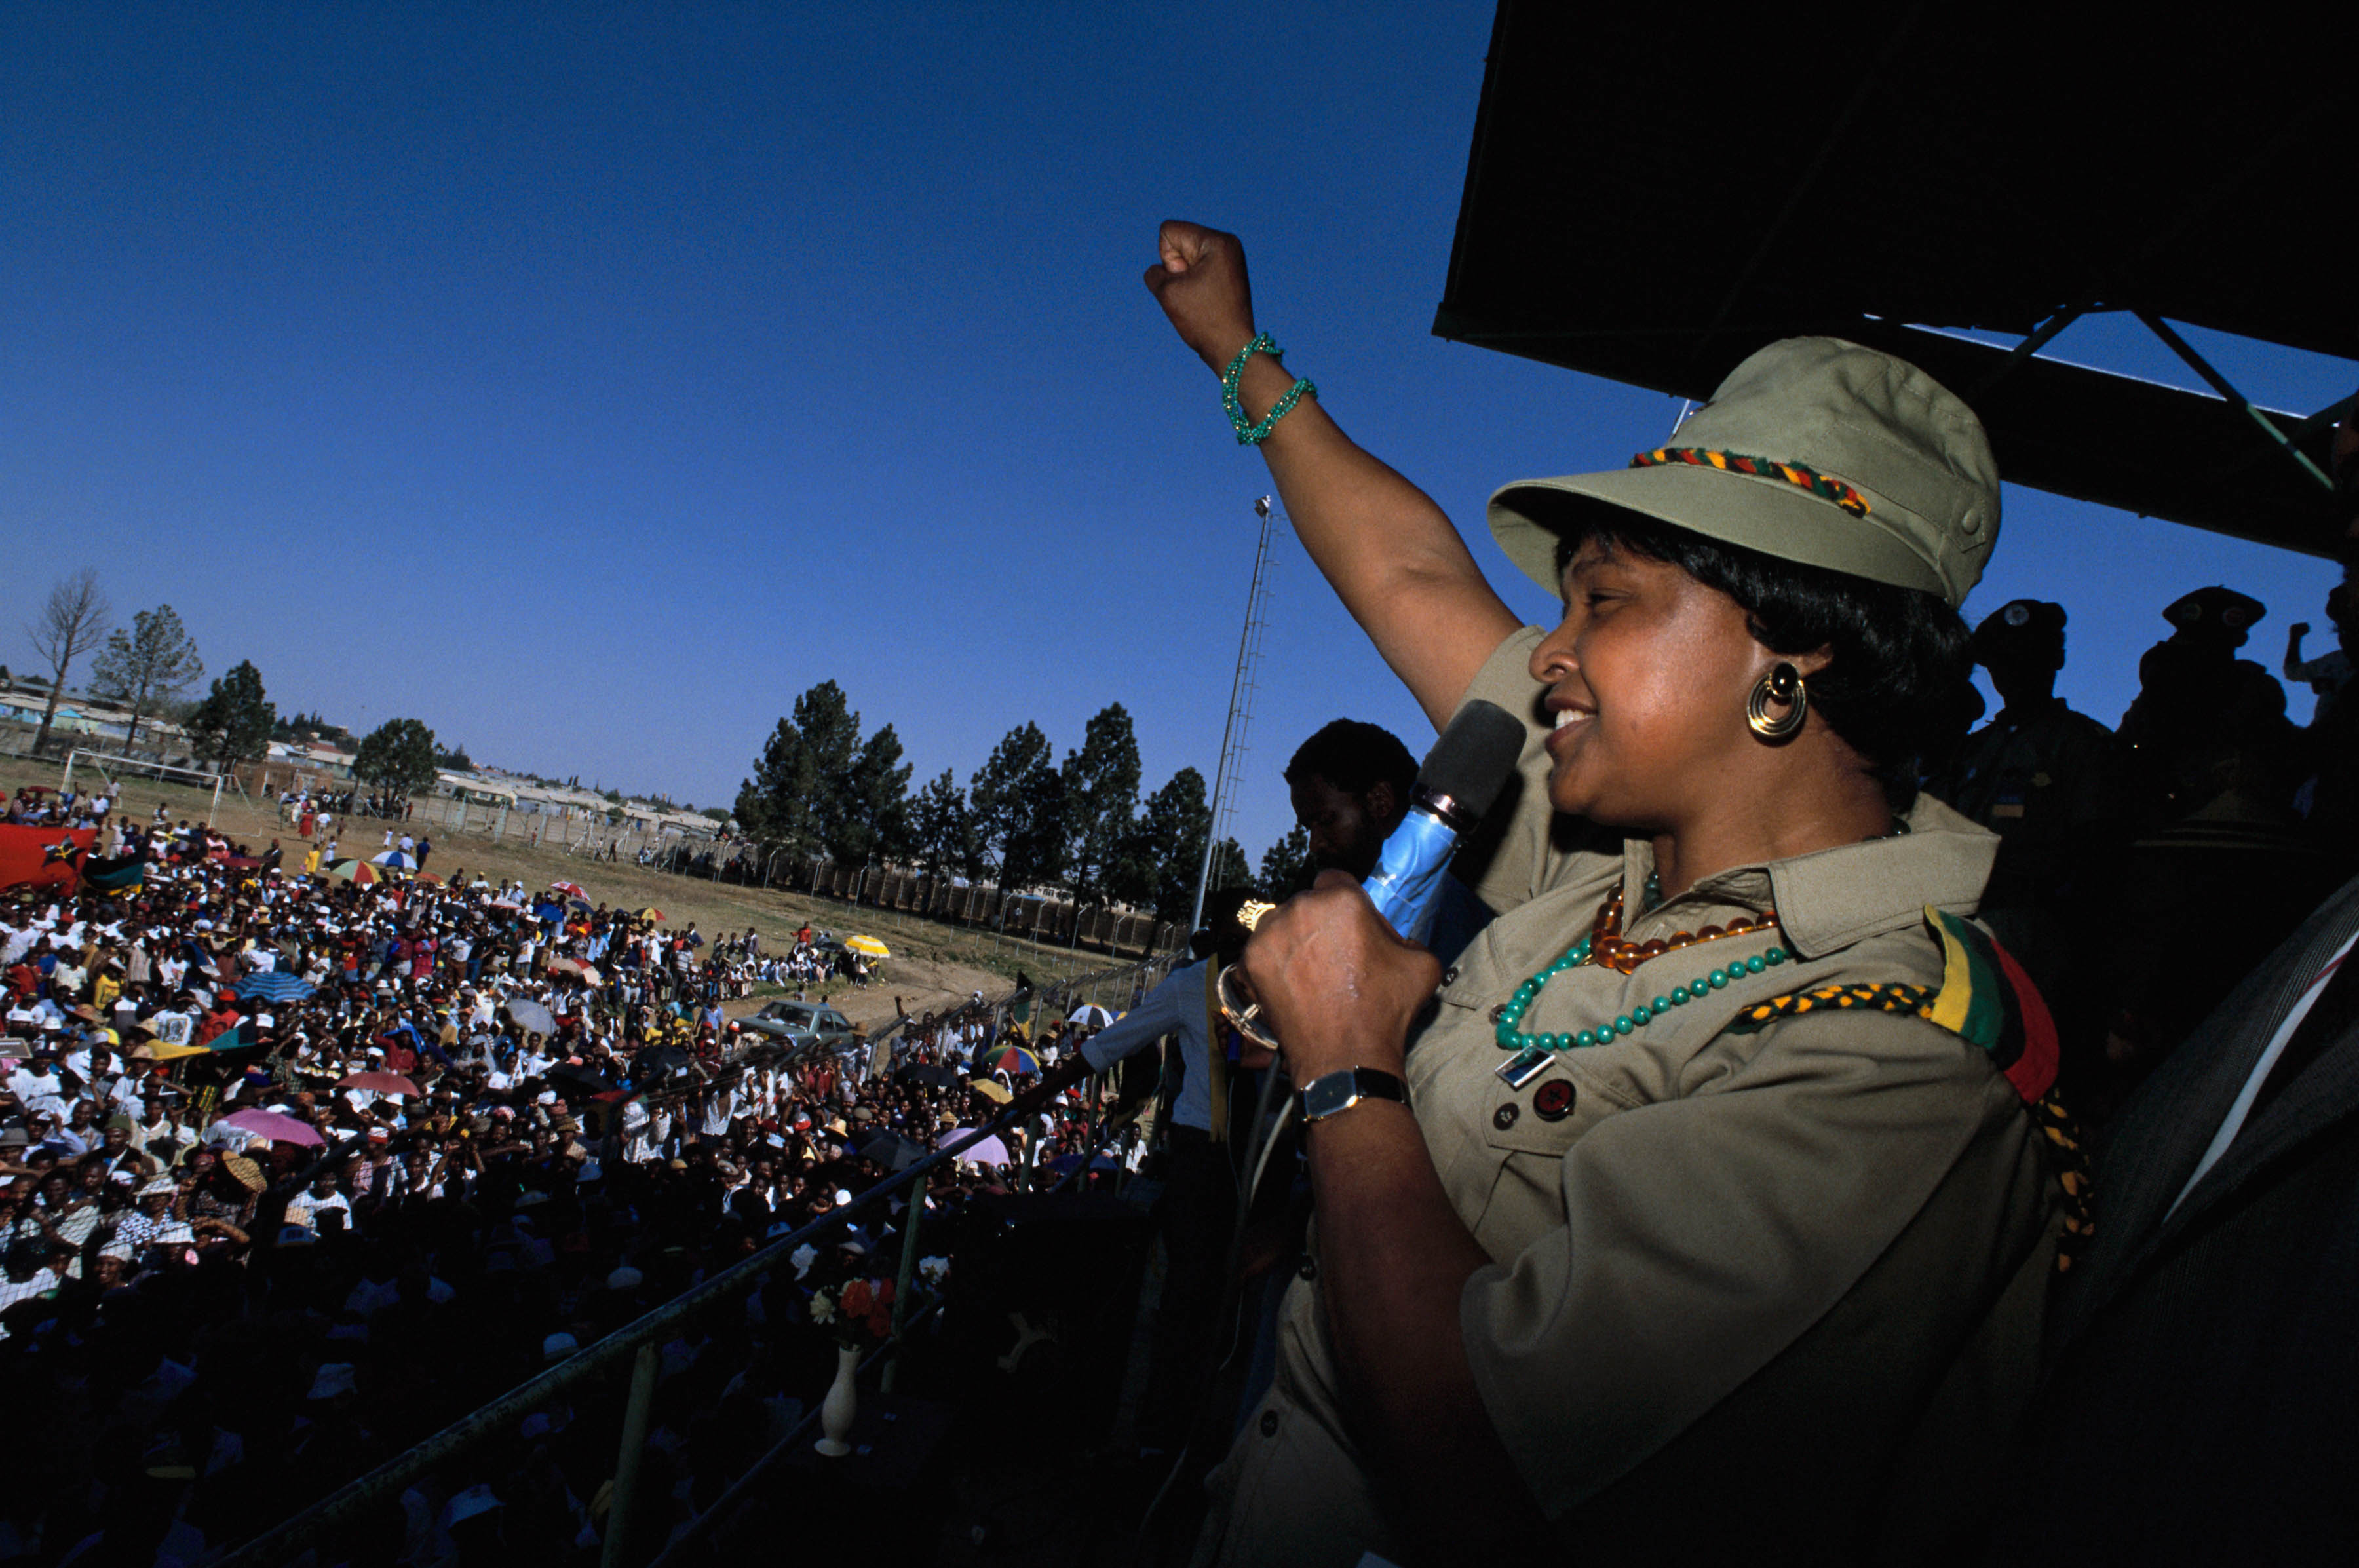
[
  {"xmin": 1218, "ymin": 700, "xmax": 1525, "ymax": 1056},
  {"xmin": 1217, "ymin": 702, "xmax": 1528, "ymax": 1056},
  {"xmin": 1360, "ymin": 699, "xmax": 1527, "ymax": 944}
]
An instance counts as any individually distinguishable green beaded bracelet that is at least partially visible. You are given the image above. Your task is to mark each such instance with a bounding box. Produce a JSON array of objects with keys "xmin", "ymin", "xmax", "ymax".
[{"xmin": 1221, "ymin": 332, "xmax": 1317, "ymax": 446}]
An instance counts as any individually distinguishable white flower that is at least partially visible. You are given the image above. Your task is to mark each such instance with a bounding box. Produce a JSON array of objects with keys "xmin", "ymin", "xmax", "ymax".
[
  {"xmin": 790, "ymin": 1244, "xmax": 818, "ymax": 1280},
  {"xmin": 917, "ymin": 1255, "xmax": 950, "ymax": 1285},
  {"xmin": 809, "ymin": 1291, "xmax": 836, "ymax": 1324}
]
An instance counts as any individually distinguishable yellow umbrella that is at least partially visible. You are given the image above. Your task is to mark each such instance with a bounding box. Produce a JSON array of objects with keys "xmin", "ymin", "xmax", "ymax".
[
  {"xmin": 845, "ymin": 935, "xmax": 890, "ymax": 959},
  {"xmin": 145, "ymin": 1041, "xmax": 216, "ymax": 1061}
]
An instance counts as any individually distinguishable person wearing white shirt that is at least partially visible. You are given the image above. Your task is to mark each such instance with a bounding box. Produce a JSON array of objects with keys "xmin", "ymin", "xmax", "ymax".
[{"xmin": 8, "ymin": 1058, "xmax": 69, "ymax": 1119}]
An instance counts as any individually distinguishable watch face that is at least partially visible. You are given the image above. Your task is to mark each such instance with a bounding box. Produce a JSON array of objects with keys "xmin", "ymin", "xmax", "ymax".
[{"xmin": 1301, "ymin": 1072, "xmax": 1358, "ymax": 1121}]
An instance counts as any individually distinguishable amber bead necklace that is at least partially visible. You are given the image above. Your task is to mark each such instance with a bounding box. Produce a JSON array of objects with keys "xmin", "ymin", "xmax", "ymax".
[{"xmin": 1493, "ymin": 873, "xmax": 1790, "ymax": 1062}]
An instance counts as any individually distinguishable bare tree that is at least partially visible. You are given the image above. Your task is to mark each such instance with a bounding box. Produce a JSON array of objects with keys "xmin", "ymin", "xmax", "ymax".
[{"xmin": 26, "ymin": 569, "xmax": 111, "ymax": 757}]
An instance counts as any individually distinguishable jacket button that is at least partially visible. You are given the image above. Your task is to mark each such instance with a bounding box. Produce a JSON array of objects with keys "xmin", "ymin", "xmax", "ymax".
[
  {"xmin": 1297, "ymin": 1255, "xmax": 1317, "ymax": 1281},
  {"xmin": 1493, "ymin": 1102, "xmax": 1519, "ymax": 1130},
  {"xmin": 1533, "ymin": 1078, "xmax": 1576, "ymax": 1122},
  {"xmin": 1260, "ymin": 1409, "xmax": 1280, "ymax": 1437},
  {"xmin": 1442, "ymin": 966, "xmax": 1460, "ymax": 986}
]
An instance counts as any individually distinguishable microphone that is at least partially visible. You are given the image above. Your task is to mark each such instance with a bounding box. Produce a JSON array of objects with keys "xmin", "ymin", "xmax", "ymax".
[{"xmin": 1360, "ymin": 700, "xmax": 1525, "ymax": 944}]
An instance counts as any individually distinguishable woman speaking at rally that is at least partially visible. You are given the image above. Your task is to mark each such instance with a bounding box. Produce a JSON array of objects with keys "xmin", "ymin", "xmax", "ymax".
[{"xmin": 1144, "ymin": 223, "xmax": 2066, "ymax": 1565}]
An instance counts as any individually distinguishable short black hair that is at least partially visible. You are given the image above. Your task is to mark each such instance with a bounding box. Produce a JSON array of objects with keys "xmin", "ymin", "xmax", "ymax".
[
  {"xmin": 1554, "ymin": 514, "xmax": 1972, "ymax": 811},
  {"xmin": 1284, "ymin": 720, "xmax": 1417, "ymax": 800}
]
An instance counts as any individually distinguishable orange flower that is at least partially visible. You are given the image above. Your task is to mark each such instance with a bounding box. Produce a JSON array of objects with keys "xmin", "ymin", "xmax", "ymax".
[
  {"xmin": 867, "ymin": 1309, "xmax": 892, "ymax": 1339},
  {"xmin": 841, "ymin": 1279, "xmax": 873, "ymax": 1318}
]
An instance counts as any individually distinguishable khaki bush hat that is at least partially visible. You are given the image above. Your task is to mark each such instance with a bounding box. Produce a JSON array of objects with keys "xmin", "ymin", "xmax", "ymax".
[{"xmin": 1488, "ymin": 337, "xmax": 1999, "ymax": 608}]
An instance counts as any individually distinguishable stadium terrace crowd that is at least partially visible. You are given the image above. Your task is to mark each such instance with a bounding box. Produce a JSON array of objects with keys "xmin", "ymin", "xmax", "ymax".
[{"xmin": 0, "ymin": 795, "xmax": 1139, "ymax": 1566}]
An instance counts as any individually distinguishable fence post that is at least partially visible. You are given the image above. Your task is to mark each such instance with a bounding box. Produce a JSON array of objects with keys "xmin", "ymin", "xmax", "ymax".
[
  {"xmin": 881, "ymin": 1170, "xmax": 929, "ymax": 1395},
  {"xmin": 600, "ymin": 1343, "xmax": 660, "ymax": 1568}
]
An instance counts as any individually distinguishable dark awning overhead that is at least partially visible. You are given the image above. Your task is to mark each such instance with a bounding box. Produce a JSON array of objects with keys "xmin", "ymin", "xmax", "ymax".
[{"xmin": 1435, "ymin": 5, "xmax": 2350, "ymax": 557}]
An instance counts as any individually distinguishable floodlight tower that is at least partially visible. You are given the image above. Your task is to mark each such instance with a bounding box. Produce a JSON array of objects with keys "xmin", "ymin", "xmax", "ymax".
[{"xmin": 1188, "ymin": 495, "xmax": 1283, "ymax": 936}]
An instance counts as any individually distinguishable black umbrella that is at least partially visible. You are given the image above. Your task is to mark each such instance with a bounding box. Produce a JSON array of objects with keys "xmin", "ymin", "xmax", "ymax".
[
  {"xmin": 544, "ymin": 1062, "xmax": 615, "ymax": 1100},
  {"xmin": 634, "ymin": 1043, "xmax": 697, "ymax": 1084},
  {"xmin": 896, "ymin": 1061, "xmax": 959, "ymax": 1092},
  {"xmin": 851, "ymin": 1128, "xmax": 927, "ymax": 1172}
]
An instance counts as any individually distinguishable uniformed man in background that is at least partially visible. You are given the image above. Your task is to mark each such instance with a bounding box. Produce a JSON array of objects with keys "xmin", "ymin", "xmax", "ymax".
[
  {"xmin": 1937, "ymin": 601, "xmax": 2120, "ymax": 917},
  {"xmin": 1933, "ymin": 599, "xmax": 2122, "ymax": 1095}
]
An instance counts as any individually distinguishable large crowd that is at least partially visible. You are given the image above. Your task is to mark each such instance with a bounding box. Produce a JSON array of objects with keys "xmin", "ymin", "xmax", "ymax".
[{"xmin": 0, "ymin": 790, "xmax": 1143, "ymax": 1566}]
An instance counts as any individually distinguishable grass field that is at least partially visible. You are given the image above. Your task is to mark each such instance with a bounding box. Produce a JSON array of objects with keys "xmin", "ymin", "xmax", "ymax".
[{"xmin": 1, "ymin": 753, "xmax": 1173, "ymax": 1028}]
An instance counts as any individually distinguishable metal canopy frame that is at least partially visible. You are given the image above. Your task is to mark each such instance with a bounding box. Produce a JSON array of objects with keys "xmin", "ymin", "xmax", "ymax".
[{"xmin": 1434, "ymin": 3, "xmax": 2349, "ymax": 556}]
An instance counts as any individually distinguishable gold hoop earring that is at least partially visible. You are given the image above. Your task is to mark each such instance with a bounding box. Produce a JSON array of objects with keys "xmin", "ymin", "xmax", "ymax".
[{"xmin": 1746, "ymin": 662, "xmax": 1809, "ymax": 740}]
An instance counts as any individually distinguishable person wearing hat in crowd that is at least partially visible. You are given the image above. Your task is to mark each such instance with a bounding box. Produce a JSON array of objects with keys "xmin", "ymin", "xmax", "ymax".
[
  {"xmin": 1146, "ymin": 222, "xmax": 2069, "ymax": 1563},
  {"xmin": 1929, "ymin": 600, "xmax": 2123, "ymax": 1085},
  {"xmin": 2117, "ymin": 585, "xmax": 2301, "ymax": 833},
  {"xmin": 2098, "ymin": 589, "xmax": 2334, "ymax": 1095}
]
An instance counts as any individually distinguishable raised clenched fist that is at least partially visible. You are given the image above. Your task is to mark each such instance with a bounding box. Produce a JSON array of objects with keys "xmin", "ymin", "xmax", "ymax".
[{"xmin": 1144, "ymin": 220, "xmax": 1259, "ymax": 375}]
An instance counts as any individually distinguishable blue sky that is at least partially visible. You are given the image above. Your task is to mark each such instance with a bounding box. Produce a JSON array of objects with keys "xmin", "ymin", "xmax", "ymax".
[{"xmin": 5, "ymin": 3, "xmax": 2349, "ymax": 862}]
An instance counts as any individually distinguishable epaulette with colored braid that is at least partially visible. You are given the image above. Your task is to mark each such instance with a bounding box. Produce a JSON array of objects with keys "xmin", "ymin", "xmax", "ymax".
[{"xmin": 1725, "ymin": 910, "xmax": 2092, "ymax": 1274}]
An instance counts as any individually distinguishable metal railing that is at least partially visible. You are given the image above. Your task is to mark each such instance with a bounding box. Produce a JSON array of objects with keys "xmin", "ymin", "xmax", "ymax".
[{"xmin": 213, "ymin": 1073, "xmax": 1085, "ymax": 1568}]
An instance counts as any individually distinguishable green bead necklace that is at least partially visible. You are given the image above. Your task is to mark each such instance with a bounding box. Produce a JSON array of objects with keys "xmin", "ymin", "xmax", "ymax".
[{"xmin": 1492, "ymin": 874, "xmax": 1790, "ymax": 1078}]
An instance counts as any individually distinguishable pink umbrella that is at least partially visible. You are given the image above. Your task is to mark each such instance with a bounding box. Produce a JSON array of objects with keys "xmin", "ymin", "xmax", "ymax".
[
  {"xmin": 951, "ymin": 1130, "xmax": 1013, "ymax": 1168},
  {"xmin": 550, "ymin": 881, "xmax": 587, "ymax": 898},
  {"xmin": 217, "ymin": 1108, "xmax": 324, "ymax": 1147},
  {"xmin": 336, "ymin": 1071, "xmax": 421, "ymax": 1098}
]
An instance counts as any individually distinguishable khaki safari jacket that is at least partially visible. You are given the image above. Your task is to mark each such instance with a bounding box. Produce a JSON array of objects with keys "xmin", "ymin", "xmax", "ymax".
[{"xmin": 1202, "ymin": 628, "xmax": 2062, "ymax": 1565}]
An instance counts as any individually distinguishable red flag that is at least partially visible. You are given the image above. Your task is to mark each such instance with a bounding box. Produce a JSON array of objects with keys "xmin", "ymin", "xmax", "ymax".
[{"xmin": 0, "ymin": 824, "xmax": 94, "ymax": 893}]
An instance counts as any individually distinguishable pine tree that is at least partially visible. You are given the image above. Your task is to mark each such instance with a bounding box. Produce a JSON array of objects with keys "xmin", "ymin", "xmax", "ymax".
[
  {"xmin": 1257, "ymin": 824, "xmax": 1314, "ymax": 900},
  {"xmin": 1119, "ymin": 766, "xmax": 1213, "ymax": 924},
  {"xmin": 185, "ymin": 660, "xmax": 276, "ymax": 772},
  {"xmin": 840, "ymin": 721, "xmax": 914, "ymax": 864},
  {"xmin": 353, "ymin": 717, "xmax": 442, "ymax": 799},
  {"xmin": 970, "ymin": 722, "xmax": 1066, "ymax": 894},
  {"xmin": 735, "ymin": 681, "xmax": 859, "ymax": 857},
  {"xmin": 90, "ymin": 605, "xmax": 203, "ymax": 752},
  {"xmin": 911, "ymin": 769, "xmax": 980, "ymax": 879},
  {"xmin": 1061, "ymin": 703, "xmax": 1142, "ymax": 903}
]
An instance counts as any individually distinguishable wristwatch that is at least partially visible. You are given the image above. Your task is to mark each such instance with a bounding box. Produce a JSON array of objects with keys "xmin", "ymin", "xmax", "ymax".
[{"xmin": 1298, "ymin": 1067, "xmax": 1410, "ymax": 1124}]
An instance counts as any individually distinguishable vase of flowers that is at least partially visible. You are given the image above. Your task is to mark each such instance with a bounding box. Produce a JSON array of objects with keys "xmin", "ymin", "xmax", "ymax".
[
  {"xmin": 807, "ymin": 1269, "xmax": 897, "ymax": 1457},
  {"xmin": 815, "ymin": 1343, "xmax": 860, "ymax": 1457}
]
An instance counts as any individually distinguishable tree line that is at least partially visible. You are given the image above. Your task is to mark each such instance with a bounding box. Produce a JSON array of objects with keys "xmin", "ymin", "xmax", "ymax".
[
  {"xmin": 15, "ymin": 569, "xmax": 445, "ymax": 802},
  {"xmin": 734, "ymin": 681, "xmax": 1314, "ymax": 925},
  {"xmin": 18, "ymin": 573, "xmax": 1317, "ymax": 913}
]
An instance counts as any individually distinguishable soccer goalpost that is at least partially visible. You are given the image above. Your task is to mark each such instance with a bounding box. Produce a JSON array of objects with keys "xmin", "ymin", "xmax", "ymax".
[{"xmin": 60, "ymin": 749, "xmax": 237, "ymax": 828}]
